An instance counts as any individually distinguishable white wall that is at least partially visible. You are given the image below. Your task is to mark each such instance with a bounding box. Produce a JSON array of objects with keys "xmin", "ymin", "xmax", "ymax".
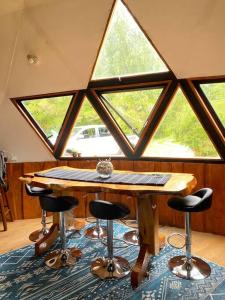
[{"xmin": 0, "ymin": 0, "xmax": 114, "ymax": 162}]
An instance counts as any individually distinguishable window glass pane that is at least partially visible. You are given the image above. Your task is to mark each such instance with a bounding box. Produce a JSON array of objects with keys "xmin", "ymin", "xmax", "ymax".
[
  {"xmin": 200, "ymin": 82, "xmax": 225, "ymax": 128},
  {"xmin": 22, "ymin": 96, "xmax": 72, "ymax": 145},
  {"xmin": 92, "ymin": 1, "xmax": 168, "ymax": 80},
  {"xmin": 143, "ymin": 89, "xmax": 220, "ymax": 158},
  {"xmin": 102, "ymin": 88, "xmax": 163, "ymax": 148},
  {"xmin": 62, "ymin": 97, "xmax": 124, "ymax": 157}
]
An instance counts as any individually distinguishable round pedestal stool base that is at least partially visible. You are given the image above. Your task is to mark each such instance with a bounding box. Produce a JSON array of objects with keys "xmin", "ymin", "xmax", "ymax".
[
  {"xmin": 85, "ymin": 226, "xmax": 107, "ymax": 239},
  {"xmin": 29, "ymin": 228, "xmax": 50, "ymax": 242},
  {"xmin": 91, "ymin": 256, "xmax": 130, "ymax": 279},
  {"xmin": 123, "ymin": 230, "xmax": 139, "ymax": 245},
  {"xmin": 168, "ymin": 255, "xmax": 211, "ymax": 280},
  {"xmin": 45, "ymin": 248, "xmax": 82, "ymax": 269}
]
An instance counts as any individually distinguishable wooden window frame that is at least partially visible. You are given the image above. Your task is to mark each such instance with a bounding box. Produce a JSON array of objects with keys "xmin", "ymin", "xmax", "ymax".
[
  {"xmin": 11, "ymin": 91, "xmax": 78, "ymax": 155},
  {"xmin": 11, "ymin": 75, "xmax": 225, "ymax": 163},
  {"xmin": 192, "ymin": 77, "xmax": 225, "ymax": 139}
]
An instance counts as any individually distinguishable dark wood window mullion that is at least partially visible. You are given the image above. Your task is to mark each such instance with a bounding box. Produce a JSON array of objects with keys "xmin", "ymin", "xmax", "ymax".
[
  {"xmin": 86, "ymin": 89, "xmax": 134, "ymax": 159},
  {"xmin": 134, "ymin": 80, "xmax": 178, "ymax": 157},
  {"xmin": 131, "ymin": 83, "xmax": 168, "ymax": 153},
  {"xmin": 98, "ymin": 93, "xmax": 134, "ymax": 150},
  {"xmin": 14, "ymin": 100, "xmax": 54, "ymax": 151},
  {"xmin": 180, "ymin": 80, "xmax": 225, "ymax": 159},
  {"xmin": 193, "ymin": 82, "xmax": 225, "ymax": 138},
  {"xmin": 54, "ymin": 90, "xmax": 86, "ymax": 158},
  {"xmin": 88, "ymin": 72, "xmax": 176, "ymax": 89}
]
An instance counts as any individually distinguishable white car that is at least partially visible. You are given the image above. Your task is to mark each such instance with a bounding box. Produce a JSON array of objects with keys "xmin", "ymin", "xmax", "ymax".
[{"xmin": 64, "ymin": 125, "xmax": 123, "ymax": 157}]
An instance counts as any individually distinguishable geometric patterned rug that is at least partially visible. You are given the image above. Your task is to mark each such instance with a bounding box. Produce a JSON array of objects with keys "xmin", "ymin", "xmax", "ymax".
[{"xmin": 0, "ymin": 222, "xmax": 225, "ymax": 300}]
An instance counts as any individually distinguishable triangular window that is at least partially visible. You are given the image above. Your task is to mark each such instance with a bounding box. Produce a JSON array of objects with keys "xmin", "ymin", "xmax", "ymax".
[
  {"xmin": 92, "ymin": 0, "xmax": 168, "ymax": 80},
  {"xmin": 142, "ymin": 88, "xmax": 220, "ymax": 158},
  {"xmin": 22, "ymin": 95, "xmax": 72, "ymax": 146},
  {"xmin": 200, "ymin": 82, "xmax": 225, "ymax": 130},
  {"xmin": 101, "ymin": 87, "xmax": 163, "ymax": 148},
  {"xmin": 62, "ymin": 97, "xmax": 124, "ymax": 157}
]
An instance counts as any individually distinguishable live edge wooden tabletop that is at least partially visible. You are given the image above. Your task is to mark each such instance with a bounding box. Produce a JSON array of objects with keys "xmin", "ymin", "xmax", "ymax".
[
  {"xmin": 20, "ymin": 166, "xmax": 196, "ymax": 196},
  {"xmin": 20, "ymin": 166, "xmax": 197, "ymax": 289}
]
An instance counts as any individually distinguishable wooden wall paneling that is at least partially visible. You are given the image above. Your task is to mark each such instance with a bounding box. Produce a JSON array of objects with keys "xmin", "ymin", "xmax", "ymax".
[
  {"xmin": 154, "ymin": 162, "xmax": 174, "ymax": 226},
  {"xmin": 116, "ymin": 160, "xmax": 136, "ymax": 218},
  {"xmin": 170, "ymin": 162, "xmax": 185, "ymax": 228},
  {"xmin": 22, "ymin": 162, "xmax": 46, "ymax": 219},
  {"xmin": 204, "ymin": 164, "xmax": 225, "ymax": 235},
  {"xmin": 41, "ymin": 161, "xmax": 57, "ymax": 170},
  {"xmin": 183, "ymin": 163, "xmax": 205, "ymax": 232},
  {"xmin": 67, "ymin": 160, "xmax": 87, "ymax": 217},
  {"xmin": 6, "ymin": 163, "xmax": 23, "ymax": 220},
  {"xmin": 133, "ymin": 161, "xmax": 155, "ymax": 172},
  {"xmin": 132, "ymin": 161, "xmax": 155, "ymax": 219},
  {"xmin": 57, "ymin": 160, "xmax": 68, "ymax": 167}
]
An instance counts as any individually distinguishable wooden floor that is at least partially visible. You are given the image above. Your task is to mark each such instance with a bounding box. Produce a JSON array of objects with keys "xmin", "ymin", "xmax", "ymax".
[{"xmin": 0, "ymin": 218, "xmax": 225, "ymax": 267}]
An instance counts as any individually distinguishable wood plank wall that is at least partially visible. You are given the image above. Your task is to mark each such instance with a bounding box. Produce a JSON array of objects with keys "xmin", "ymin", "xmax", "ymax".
[{"xmin": 5, "ymin": 160, "xmax": 225, "ymax": 236}]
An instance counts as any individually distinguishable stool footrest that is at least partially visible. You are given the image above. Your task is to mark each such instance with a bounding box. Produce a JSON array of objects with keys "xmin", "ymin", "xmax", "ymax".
[
  {"xmin": 91, "ymin": 256, "xmax": 130, "ymax": 279},
  {"xmin": 168, "ymin": 255, "xmax": 211, "ymax": 280}
]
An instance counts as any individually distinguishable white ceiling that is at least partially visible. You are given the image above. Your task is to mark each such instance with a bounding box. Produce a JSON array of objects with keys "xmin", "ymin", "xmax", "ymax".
[
  {"xmin": 0, "ymin": 0, "xmax": 224, "ymax": 162},
  {"xmin": 3, "ymin": 0, "xmax": 114, "ymax": 99}
]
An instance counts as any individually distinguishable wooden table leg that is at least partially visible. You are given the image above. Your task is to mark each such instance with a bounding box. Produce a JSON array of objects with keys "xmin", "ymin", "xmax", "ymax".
[{"xmin": 131, "ymin": 194, "xmax": 162, "ymax": 289}]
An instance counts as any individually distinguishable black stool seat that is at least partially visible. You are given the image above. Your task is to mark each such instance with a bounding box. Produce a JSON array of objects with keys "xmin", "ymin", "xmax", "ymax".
[
  {"xmin": 90, "ymin": 200, "xmax": 130, "ymax": 220},
  {"xmin": 25, "ymin": 184, "xmax": 52, "ymax": 197},
  {"xmin": 167, "ymin": 187, "xmax": 213, "ymax": 280},
  {"xmin": 89, "ymin": 199, "xmax": 131, "ymax": 279},
  {"xmin": 39, "ymin": 195, "xmax": 79, "ymax": 212},
  {"xmin": 168, "ymin": 188, "xmax": 213, "ymax": 212}
]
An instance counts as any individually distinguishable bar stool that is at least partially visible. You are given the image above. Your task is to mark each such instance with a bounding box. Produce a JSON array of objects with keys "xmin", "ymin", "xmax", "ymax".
[
  {"xmin": 84, "ymin": 193, "xmax": 107, "ymax": 240},
  {"xmin": 90, "ymin": 200, "xmax": 131, "ymax": 279},
  {"xmin": 25, "ymin": 184, "xmax": 53, "ymax": 241},
  {"xmin": 40, "ymin": 194, "xmax": 82, "ymax": 269},
  {"xmin": 123, "ymin": 200, "xmax": 138, "ymax": 245},
  {"xmin": 167, "ymin": 188, "xmax": 213, "ymax": 280},
  {"xmin": 0, "ymin": 180, "xmax": 14, "ymax": 231}
]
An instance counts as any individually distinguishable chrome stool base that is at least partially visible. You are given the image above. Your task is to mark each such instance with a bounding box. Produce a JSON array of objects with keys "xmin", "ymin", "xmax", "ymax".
[
  {"xmin": 45, "ymin": 248, "xmax": 82, "ymax": 269},
  {"xmin": 29, "ymin": 228, "xmax": 50, "ymax": 242},
  {"xmin": 123, "ymin": 230, "xmax": 139, "ymax": 245},
  {"xmin": 168, "ymin": 255, "xmax": 211, "ymax": 280},
  {"xmin": 85, "ymin": 226, "xmax": 107, "ymax": 240},
  {"xmin": 91, "ymin": 256, "xmax": 130, "ymax": 279}
]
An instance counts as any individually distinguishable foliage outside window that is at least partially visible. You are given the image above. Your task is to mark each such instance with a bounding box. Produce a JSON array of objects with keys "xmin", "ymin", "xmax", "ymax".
[
  {"xmin": 101, "ymin": 88, "xmax": 163, "ymax": 148},
  {"xmin": 22, "ymin": 96, "xmax": 72, "ymax": 145},
  {"xmin": 92, "ymin": 0, "xmax": 168, "ymax": 80},
  {"xmin": 200, "ymin": 83, "xmax": 225, "ymax": 129},
  {"xmin": 143, "ymin": 89, "xmax": 220, "ymax": 158},
  {"xmin": 14, "ymin": 0, "xmax": 224, "ymax": 161},
  {"xmin": 62, "ymin": 97, "xmax": 124, "ymax": 158}
]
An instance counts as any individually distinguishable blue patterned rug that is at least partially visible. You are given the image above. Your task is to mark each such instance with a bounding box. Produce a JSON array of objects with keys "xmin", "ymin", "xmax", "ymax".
[{"xmin": 0, "ymin": 222, "xmax": 225, "ymax": 300}]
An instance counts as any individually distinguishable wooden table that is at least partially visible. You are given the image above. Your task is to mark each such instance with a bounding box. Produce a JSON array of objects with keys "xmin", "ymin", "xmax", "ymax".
[{"xmin": 20, "ymin": 166, "xmax": 196, "ymax": 289}]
